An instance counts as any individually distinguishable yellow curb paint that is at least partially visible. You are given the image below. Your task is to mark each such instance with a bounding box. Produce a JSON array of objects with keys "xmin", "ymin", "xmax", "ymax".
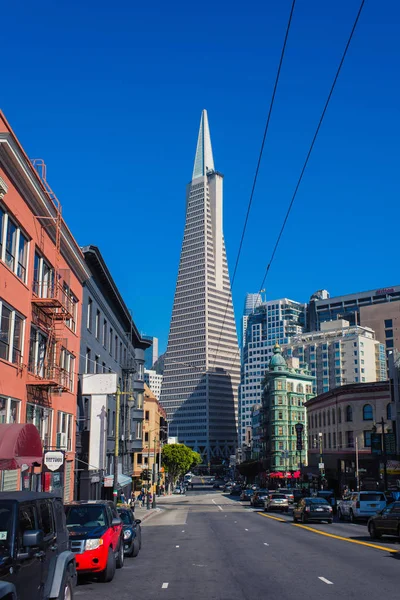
[
  {"xmin": 258, "ymin": 512, "xmax": 286, "ymax": 523},
  {"xmin": 293, "ymin": 523, "xmax": 398, "ymax": 553}
]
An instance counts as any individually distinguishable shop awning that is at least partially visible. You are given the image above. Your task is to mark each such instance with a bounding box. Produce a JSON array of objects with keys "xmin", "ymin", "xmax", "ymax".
[
  {"xmin": 0, "ymin": 424, "xmax": 43, "ymax": 470},
  {"xmin": 104, "ymin": 473, "xmax": 132, "ymax": 489}
]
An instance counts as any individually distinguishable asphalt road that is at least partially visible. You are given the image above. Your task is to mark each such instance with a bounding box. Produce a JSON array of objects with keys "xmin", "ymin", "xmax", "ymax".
[{"xmin": 75, "ymin": 486, "xmax": 400, "ymax": 600}]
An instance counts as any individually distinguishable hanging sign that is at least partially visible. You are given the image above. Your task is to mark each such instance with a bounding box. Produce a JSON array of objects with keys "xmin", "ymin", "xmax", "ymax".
[{"xmin": 43, "ymin": 451, "xmax": 65, "ymax": 472}]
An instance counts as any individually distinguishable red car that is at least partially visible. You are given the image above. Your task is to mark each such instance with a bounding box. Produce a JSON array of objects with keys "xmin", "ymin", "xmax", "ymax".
[{"xmin": 65, "ymin": 500, "xmax": 124, "ymax": 582}]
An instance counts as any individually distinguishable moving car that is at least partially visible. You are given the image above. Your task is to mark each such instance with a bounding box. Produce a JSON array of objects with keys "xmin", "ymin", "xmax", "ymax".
[
  {"xmin": 240, "ymin": 489, "xmax": 253, "ymax": 501},
  {"xmin": 277, "ymin": 489, "xmax": 294, "ymax": 505},
  {"xmin": 0, "ymin": 491, "xmax": 77, "ymax": 600},
  {"xmin": 250, "ymin": 489, "xmax": 269, "ymax": 507},
  {"xmin": 337, "ymin": 492, "xmax": 387, "ymax": 522},
  {"xmin": 117, "ymin": 507, "xmax": 142, "ymax": 557},
  {"xmin": 65, "ymin": 500, "xmax": 124, "ymax": 582},
  {"xmin": 265, "ymin": 493, "xmax": 289, "ymax": 513},
  {"xmin": 229, "ymin": 485, "xmax": 242, "ymax": 496},
  {"xmin": 368, "ymin": 501, "xmax": 400, "ymax": 539},
  {"xmin": 293, "ymin": 497, "xmax": 333, "ymax": 524}
]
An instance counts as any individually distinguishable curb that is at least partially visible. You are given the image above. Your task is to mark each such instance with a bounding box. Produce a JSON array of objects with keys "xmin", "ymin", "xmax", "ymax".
[{"xmin": 138, "ymin": 508, "xmax": 163, "ymax": 523}]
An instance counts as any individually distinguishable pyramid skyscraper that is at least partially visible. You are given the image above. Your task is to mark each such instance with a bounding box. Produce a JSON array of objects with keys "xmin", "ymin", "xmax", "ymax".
[{"xmin": 160, "ymin": 110, "xmax": 240, "ymax": 464}]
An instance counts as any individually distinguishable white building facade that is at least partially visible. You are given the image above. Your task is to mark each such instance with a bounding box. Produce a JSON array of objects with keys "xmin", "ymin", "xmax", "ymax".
[
  {"xmin": 239, "ymin": 298, "xmax": 306, "ymax": 448},
  {"xmin": 285, "ymin": 320, "xmax": 387, "ymax": 396},
  {"xmin": 241, "ymin": 293, "xmax": 263, "ymax": 348},
  {"xmin": 144, "ymin": 369, "xmax": 163, "ymax": 400}
]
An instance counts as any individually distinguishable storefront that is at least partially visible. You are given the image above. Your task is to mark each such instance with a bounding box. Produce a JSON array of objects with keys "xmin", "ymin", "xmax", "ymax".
[{"xmin": 0, "ymin": 423, "xmax": 43, "ymax": 490}]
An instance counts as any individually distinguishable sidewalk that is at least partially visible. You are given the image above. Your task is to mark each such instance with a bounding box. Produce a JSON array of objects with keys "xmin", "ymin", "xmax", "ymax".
[{"xmin": 134, "ymin": 504, "xmax": 163, "ymax": 523}]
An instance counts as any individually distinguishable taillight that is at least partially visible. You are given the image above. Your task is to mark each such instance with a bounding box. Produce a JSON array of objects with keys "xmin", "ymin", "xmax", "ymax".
[
  {"xmin": 328, "ymin": 506, "xmax": 333, "ymax": 511},
  {"xmin": 356, "ymin": 501, "xmax": 360, "ymax": 508},
  {"xmin": 305, "ymin": 506, "xmax": 310, "ymax": 512}
]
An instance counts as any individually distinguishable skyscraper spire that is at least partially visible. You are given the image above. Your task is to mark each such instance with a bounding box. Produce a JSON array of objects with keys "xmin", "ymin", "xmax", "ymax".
[{"xmin": 192, "ymin": 109, "xmax": 215, "ymax": 179}]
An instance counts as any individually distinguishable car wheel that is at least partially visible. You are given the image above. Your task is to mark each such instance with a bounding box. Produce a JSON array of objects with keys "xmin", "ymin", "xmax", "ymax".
[
  {"xmin": 55, "ymin": 573, "xmax": 73, "ymax": 600},
  {"xmin": 301, "ymin": 513, "xmax": 306, "ymax": 524},
  {"xmin": 338, "ymin": 509, "xmax": 344, "ymax": 521},
  {"xmin": 293, "ymin": 514, "xmax": 298, "ymax": 523},
  {"xmin": 369, "ymin": 522, "xmax": 380, "ymax": 539},
  {"xmin": 99, "ymin": 548, "xmax": 116, "ymax": 583},
  {"xmin": 116, "ymin": 539, "xmax": 125, "ymax": 568},
  {"xmin": 132, "ymin": 537, "xmax": 140, "ymax": 557},
  {"xmin": 327, "ymin": 520, "xmax": 333, "ymax": 524},
  {"xmin": 349, "ymin": 510, "xmax": 355, "ymax": 523}
]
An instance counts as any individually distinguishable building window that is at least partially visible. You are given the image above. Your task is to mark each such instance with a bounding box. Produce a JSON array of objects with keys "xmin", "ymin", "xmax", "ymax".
[
  {"xmin": 278, "ymin": 397, "xmax": 283, "ymax": 405},
  {"xmin": 338, "ymin": 407, "xmax": 342, "ymax": 424},
  {"xmin": 363, "ymin": 404, "xmax": 373, "ymax": 421},
  {"xmin": 323, "ymin": 433, "xmax": 326, "ymax": 448},
  {"xmin": 85, "ymin": 348, "xmax": 91, "ymax": 374},
  {"xmin": 328, "ymin": 432, "xmax": 331, "ymax": 449},
  {"xmin": 332, "ymin": 408, "xmax": 335, "ymax": 425},
  {"xmin": 386, "ymin": 340, "xmax": 394, "ymax": 348},
  {"xmin": 135, "ymin": 421, "xmax": 142, "ymax": 439},
  {"xmin": 59, "ymin": 347, "xmax": 75, "ymax": 392},
  {"xmin": 346, "ymin": 430, "xmax": 354, "ymax": 448},
  {"xmin": 87, "ymin": 297, "xmax": 92, "ymax": 330},
  {"xmin": 144, "ymin": 432, "xmax": 149, "ymax": 442},
  {"xmin": 385, "ymin": 329, "xmax": 393, "ymax": 338},
  {"xmin": 346, "ymin": 405, "xmax": 353, "ymax": 422},
  {"xmin": 102, "ymin": 361, "xmax": 106, "ymax": 373},
  {"xmin": 318, "ymin": 413, "xmax": 321, "ymax": 427},
  {"xmin": 56, "ymin": 411, "xmax": 73, "ymax": 451},
  {"xmin": 114, "ymin": 335, "xmax": 118, "ymax": 361},
  {"xmin": 95, "ymin": 310, "xmax": 100, "ymax": 339},
  {"xmin": 278, "ymin": 411, "xmax": 283, "ymax": 420},
  {"xmin": 296, "ymin": 384, "xmax": 303, "ymax": 393},
  {"xmin": 26, "ymin": 404, "xmax": 52, "ymax": 447},
  {"xmin": 323, "ymin": 412, "xmax": 326, "ymax": 426},
  {"xmin": 145, "ymin": 411, "xmax": 149, "ymax": 421},
  {"xmin": 103, "ymin": 319, "xmax": 107, "ymax": 347},
  {"xmin": 64, "ymin": 287, "xmax": 78, "ymax": 333},
  {"xmin": 0, "ymin": 396, "xmax": 20, "ymax": 423},
  {"xmin": 384, "ymin": 319, "xmax": 393, "ymax": 328},
  {"xmin": 276, "ymin": 380, "xmax": 283, "ymax": 390},
  {"xmin": 28, "ymin": 326, "xmax": 48, "ymax": 377},
  {"xmin": 387, "ymin": 403, "xmax": 393, "ymax": 420},
  {"xmin": 364, "ymin": 431, "xmax": 372, "ymax": 448},
  {"xmin": 0, "ymin": 208, "xmax": 29, "ymax": 283},
  {"xmin": 333, "ymin": 432, "xmax": 336, "ymax": 448},
  {"xmin": 278, "ymin": 426, "xmax": 283, "ymax": 435},
  {"xmin": 327, "ymin": 411, "xmax": 330, "ymax": 426},
  {"xmin": 0, "ymin": 300, "xmax": 25, "ymax": 365},
  {"xmin": 95, "ymin": 355, "xmax": 100, "ymax": 374},
  {"xmin": 338, "ymin": 431, "xmax": 342, "ymax": 448},
  {"xmin": 137, "ymin": 454, "xmax": 142, "ymax": 465},
  {"xmin": 109, "ymin": 328, "xmax": 113, "ymax": 355}
]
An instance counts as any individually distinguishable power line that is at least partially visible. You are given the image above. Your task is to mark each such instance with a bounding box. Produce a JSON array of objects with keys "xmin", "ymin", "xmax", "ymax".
[
  {"xmin": 212, "ymin": 0, "xmax": 297, "ymax": 368},
  {"xmin": 230, "ymin": 0, "xmax": 366, "ymax": 375}
]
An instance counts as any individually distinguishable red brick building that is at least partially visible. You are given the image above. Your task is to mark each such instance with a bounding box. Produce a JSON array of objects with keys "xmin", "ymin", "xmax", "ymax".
[{"xmin": 0, "ymin": 111, "xmax": 89, "ymax": 498}]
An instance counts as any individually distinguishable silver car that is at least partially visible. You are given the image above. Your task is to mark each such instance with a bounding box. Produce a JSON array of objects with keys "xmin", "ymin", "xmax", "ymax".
[{"xmin": 264, "ymin": 493, "xmax": 289, "ymax": 513}]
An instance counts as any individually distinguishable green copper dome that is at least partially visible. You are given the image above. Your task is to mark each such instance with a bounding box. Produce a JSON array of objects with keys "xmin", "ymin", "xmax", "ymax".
[{"xmin": 269, "ymin": 342, "xmax": 287, "ymax": 369}]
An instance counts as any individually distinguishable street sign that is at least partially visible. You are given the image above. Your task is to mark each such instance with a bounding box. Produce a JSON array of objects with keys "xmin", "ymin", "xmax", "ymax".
[
  {"xmin": 43, "ymin": 451, "xmax": 65, "ymax": 472},
  {"xmin": 318, "ymin": 463, "xmax": 324, "ymax": 470}
]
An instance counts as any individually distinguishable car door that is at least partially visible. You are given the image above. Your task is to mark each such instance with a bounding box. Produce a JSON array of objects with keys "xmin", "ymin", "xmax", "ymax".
[
  {"xmin": 38, "ymin": 499, "xmax": 58, "ymax": 593},
  {"xmin": 384, "ymin": 503, "xmax": 400, "ymax": 535},
  {"xmin": 108, "ymin": 504, "xmax": 121, "ymax": 551},
  {"xmin": 295, "ymin": 499, "xmax": 304, "ymax": 519},
  {"xmin": 16, "ymin": 503, "xmax": 42, "ymax": 600}
]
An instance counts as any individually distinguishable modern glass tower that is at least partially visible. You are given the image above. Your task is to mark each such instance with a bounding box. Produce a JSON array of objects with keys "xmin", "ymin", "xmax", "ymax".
[{"xmin": 160, "ymin": 110, "xmax": 240, "ymax": 464}]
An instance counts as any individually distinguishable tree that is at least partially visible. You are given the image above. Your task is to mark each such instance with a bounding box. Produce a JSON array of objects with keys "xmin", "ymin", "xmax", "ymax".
[
  {"xmin": 190, "ymin": 451, "xmax": 202, "ymax": 470},
  {"xmin": 162, "ymin": 444, "xmax": 199, "ymax": 484}
]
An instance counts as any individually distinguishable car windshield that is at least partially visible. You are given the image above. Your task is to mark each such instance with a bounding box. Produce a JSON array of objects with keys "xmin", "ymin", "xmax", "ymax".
[
  {"xmin": 118, "ymin": 510, "xmax": 133, "ymax": 525},
  {"xmin": 360, "ymin": 494, "xmax": 385, "ymax": 501},
  {"xmin": 0, "ymin": 505, "xmax": 12, "ymax": 554},
  {"xmin": 65, "ymin": 505, "xmax": 107, "ymax": 529},
  {"xmin": 271, "ymin": 494, "xmax": 287, "ymax": 499},
  {"xmin": 308, "ymin": 498, "xmax": 329, "ymax": 505}
]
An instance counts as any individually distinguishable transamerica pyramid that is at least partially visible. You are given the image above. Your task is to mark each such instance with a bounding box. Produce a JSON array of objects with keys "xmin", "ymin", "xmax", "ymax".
[{"xmin": 160, "ymin": 110, "xmax": 240, "ymax": 464}]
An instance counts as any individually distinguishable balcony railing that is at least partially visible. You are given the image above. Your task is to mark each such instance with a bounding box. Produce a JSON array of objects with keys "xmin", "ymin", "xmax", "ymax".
[
  {"xmin": 32, "ymin": 280, "xmax": 73, "ymax": 319},
  {"xmin": 27, "ymin": 363, "xmax": 72, "ymax": 391}
]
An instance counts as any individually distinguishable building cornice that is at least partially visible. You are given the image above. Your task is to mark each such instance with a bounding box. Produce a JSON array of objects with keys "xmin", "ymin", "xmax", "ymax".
[{"xmin": 0, "ymin": 133, "xmax": 90, "ymax": 283}]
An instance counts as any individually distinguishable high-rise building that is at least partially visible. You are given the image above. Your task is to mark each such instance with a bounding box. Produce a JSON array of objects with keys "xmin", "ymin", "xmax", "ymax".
[
  {"xmin": 262, "ymin": 345, "xmax": 313, "ymax": 474},
  {"xmin": 144, "ymin": 336, "xmax": 159, "ymax": 369},
  {"xmin": 241, "ymin": 293, "xmax": 263, "ymax": 348},
  {"xmin": 144, "ymin": 369, "xmax": 163, "ymax": 400},
  {"xmin": 239, "ymin": 298, "xmax": 306, "ymax": 448},
  {"xmin": 285, "ymin": 319, "xmax": 387, "ymax": 396},
  {"xmin": 160, "ymin": 110, "xmax": 240, "ymax": 463}
]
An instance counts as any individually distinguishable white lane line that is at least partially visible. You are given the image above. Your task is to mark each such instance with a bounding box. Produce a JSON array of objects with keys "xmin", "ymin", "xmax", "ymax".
[
  {"xmin": 318, "ymin": 577, "xmax": 333, "ymax": 585},
  {"xmin": 264, "ymin": 543, "xmax": 269, "ymax": 546},
  {"xmin": 218, "ymin": 505, "xmax": 223, "ymax": 511},
  {"xmin": 162, "ymin": 583, "xmax": 169, "ymax": 589},
  {"xmin": 234, "ymin": 521, "xmax": 237, "ymax": 523},
  {"xmin": 182, "ymin": 530, "xmax": 185, "ymax": 532},
  {"xmin": 176, "ymin": 545, "xmax": 180, "ymax": 548},
  {"xmin": 245, "ymin": 528, "xmax": 249, "ymax": 531}
]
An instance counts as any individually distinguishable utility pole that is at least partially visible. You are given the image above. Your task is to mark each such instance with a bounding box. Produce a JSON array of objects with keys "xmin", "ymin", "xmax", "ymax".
[
  {"xmin": 152, "ymin": 436, "xmax": 157, "ymax": 508},
  {"xmin": 355, "ymin": 436, "xmax": 359, "ymax": 492},
  {"xmin": 381, "ymin": 416, "xmax": 388, "ymax": 490},
  {"xmin": 147, "ymin": 442, "xmax": 151, "ymax": 510},
  {"xmin": 113, "ymin": 387, "xmax": 121, "ymax": 505}
]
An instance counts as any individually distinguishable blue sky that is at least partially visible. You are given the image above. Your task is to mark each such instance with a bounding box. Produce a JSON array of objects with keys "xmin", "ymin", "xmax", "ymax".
[{"xmin": 1, "ymin": 1, "xmax": 399, "ymax": 353}]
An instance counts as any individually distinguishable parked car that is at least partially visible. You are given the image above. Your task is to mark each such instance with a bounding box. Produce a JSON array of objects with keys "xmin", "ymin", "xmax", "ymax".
[
  {"xmin": 277, "ymin": 489, "xmax": 294, "ymax": 505},
  {"xmin": 265, "ymin": 493, "xmax": 289, "ymax": 513},
  {"xmin": 230, "ymin": 485, "xmax": 242, "ymax": 496},
  {"xmin": 250, "ymin": 490, "xmax": 269, "ymax": 507},
  {"xmin": 222, "ymin": 483, "xmax": 233, "ymax": 493},
  {"xmin": 0, "ymin": 491, "xmax": 77, "ymax": 600},
  {"xmin": 65, "ymin": 500, "xmax": 124, "ymax": 582},
  {"xmin": 293, "ymin": 497, "xmax": 333, "ymax": 524},
  {"xmin": 117, "ymin": 507, "xmax": 142, "ymax": 557},
  {"xmin": 212, "ymin": 482, "xmax": 221, "ymax": 489},
  {"xmin": 240, "ymin": 489, "xmax": 253, "ymax": 501},
  {"xmin": 337, "ymin": 491, "xmax": 387, "ymax": 522},
  {"xmin": 368, "ymin": 501, "xmax": 400, "ymax": 539}
]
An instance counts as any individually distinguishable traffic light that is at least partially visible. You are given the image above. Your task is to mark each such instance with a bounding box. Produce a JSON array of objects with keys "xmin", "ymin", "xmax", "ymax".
[{"xmin": 142, "ymin": 469, "xmax": 148, "ymax": 480}]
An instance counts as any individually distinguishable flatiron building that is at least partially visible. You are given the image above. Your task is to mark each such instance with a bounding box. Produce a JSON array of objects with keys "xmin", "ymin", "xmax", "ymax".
[{"xmin": 160, "ymin": 110, "xmax": 240, "ymax": 463}]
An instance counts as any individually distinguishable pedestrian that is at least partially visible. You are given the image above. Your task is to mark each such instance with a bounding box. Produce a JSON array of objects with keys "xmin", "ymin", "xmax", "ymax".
[
  {"xmin": 130, "ymin": 491, "xmax": 136, "ymax": 510},
  {"xmin": 139, "ymin": 491, "xmax": 145, "ymax": 508},
  {"xmin": 120, "ymin": 491, "xmax": 126, "ymax": 504},
  {"xmin": 148, "ymin": 491, "xmax": 153, "ymax": 505}
]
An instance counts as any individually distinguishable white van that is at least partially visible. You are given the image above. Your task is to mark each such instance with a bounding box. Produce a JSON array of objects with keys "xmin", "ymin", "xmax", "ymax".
[{"xmin": 337, "ymin": 491, "xmax": 387, "ymax": 522}]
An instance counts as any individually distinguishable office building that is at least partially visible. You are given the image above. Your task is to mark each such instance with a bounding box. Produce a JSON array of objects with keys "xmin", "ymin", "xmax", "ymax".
[
  {"xmin": 262, "ymin": 345, "xmax": 313, "ymax": 474},
  {"xmin": 144, "ymin": 369, "xmax": 163, "ymax": 400},
  {"xmin": 76, "ymin": 245, "xmax": 151, "ymax": 500},
  {"xmin": 285, "ymin": 320, "xmax": 387, "ymax": 396},
  {"xmin": 241, "ymin": 292, "xmax": 263, "ymax": 348},
  {"xmin": 239, "ymin": 298, "xmax": 306, "ymax": 447},
  {"xmin": 144, "ymin": 336, "xmax": 159, "ymax": 369},
  {"xmin": 160, "ymin": 110, "xmax": 240, "ymax": 463}
]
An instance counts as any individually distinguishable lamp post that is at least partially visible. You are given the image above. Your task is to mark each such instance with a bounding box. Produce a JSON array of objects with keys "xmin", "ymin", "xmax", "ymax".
[
  {"xmin": 372, "ymin": 417, "xmax": 388, "ymax": 490},
  {"xmin": 152, "ymin": 437, "xmax": 157, "ymax": 508},
  {"xmin": 318, "ymin": 432, "xmax": 324, "ymax": 490},
  {"xmin": 113, "ymin": 386, "xmax": 134, "ymax": 505}
]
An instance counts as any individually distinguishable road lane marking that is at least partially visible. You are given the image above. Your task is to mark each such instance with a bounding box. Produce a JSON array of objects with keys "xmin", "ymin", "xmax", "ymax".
[
  {"xmin": 182, "ymin": 530, "xmax": 185, "ymax": 532},
  {"xmin": 176, "ymin": 545, "xmax": 180, "ymax": 548},
  {"xmin": 245, "ymin": 528, "xmax": 249, "ymax": 531},
  {"xmin": 234, "ymin": 521, "xmax": 237, "ymax": 523},
  {"xmin": 258, "ymin": 513, "xmax": 286, "ymax": 523},
  {"xmin": 293, "ymin": 524, "xmax": 399, "ymax": 553},
  {"xmin": 319, "ymin": 577, "xmax": 333, "ymax": 585},
  {"xmin": 162, "ymin": 583, "xmax": 169, "ymax": 589},
  {"xmin": 264, "ymin": 543, "xmax": 269, "ymax": 546}
]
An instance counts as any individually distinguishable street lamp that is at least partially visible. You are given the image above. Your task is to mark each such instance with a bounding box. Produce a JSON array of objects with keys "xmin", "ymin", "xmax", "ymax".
[{"xmin": 318, "ymin": 432, "xmax": 324, "ymax": 490}]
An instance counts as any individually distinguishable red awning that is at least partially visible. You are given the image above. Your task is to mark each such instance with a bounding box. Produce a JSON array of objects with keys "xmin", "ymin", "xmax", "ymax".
[{"xmin": 0, "ymin": 424, "xmax": 43, "ymax": 470}]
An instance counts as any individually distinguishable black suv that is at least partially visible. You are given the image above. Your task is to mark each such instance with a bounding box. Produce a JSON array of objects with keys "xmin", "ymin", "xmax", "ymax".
[{"xmin": 0, "ymin": 492, "xmax": 77, "ymax": 600}]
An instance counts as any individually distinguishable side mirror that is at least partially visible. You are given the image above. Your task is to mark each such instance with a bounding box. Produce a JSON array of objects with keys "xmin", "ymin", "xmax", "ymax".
[
  {"xmin": 111, "ymin": 517, "xmax": 122, "ymax": 527},
  {"xmin": 23, "ymin": 530, "xmax": 44, "ymax": 548},
  {"xmin": 135, "ymin": 519, "xmax": 142, "ymax": 525}
]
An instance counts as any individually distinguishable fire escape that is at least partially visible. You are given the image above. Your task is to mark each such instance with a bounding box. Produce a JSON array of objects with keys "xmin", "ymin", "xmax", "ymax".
[{"xmin": 26, "ymin": 160, "xmax": 74, "ymax": 402}]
